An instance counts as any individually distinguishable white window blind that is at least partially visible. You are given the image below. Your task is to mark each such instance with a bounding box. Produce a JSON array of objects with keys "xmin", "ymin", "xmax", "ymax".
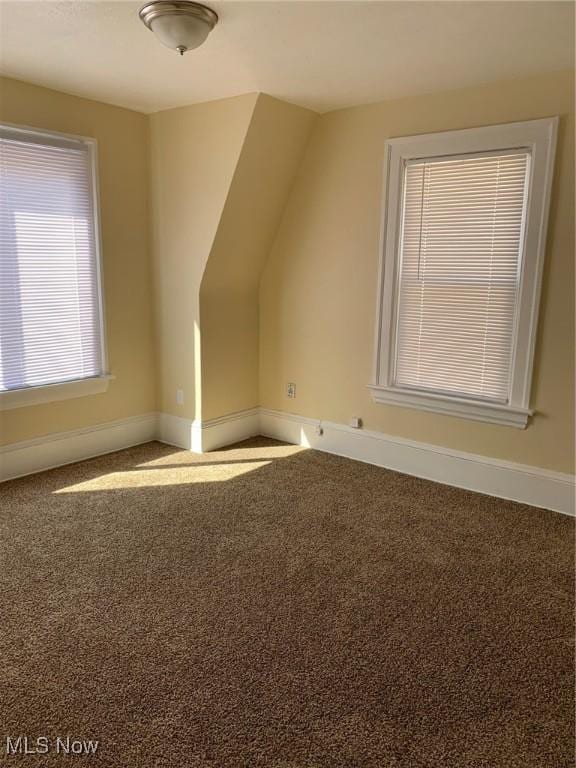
[
  {"xmin": 393, "ymin": 150, "xmax": 530, "ymax": 403},
  {"xmin": 0, "ymin": 126, "xmax": 105, "ymax": 392}
]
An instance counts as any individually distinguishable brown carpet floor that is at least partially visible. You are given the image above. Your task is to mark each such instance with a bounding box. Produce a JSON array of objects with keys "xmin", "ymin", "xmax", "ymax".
[{"xmin": 0, "ymin": 437, "xmax": 573, "ymax": 767}]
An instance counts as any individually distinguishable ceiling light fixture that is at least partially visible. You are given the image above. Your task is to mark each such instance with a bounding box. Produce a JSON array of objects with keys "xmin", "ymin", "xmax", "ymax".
[{"xmin": 139, "ymin": 1, "xmax": 218, "ymax": 56}]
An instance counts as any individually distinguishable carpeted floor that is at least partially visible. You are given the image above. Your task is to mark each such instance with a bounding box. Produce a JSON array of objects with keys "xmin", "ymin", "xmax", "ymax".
[{"xmin": 0, "ymin": 437, "xmax": 573, "ymax": 767}]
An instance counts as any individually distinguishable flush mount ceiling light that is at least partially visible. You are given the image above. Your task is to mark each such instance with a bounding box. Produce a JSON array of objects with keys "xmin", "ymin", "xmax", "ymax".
[{"xmin": 139, "ymin": 1, "xmax": 218, "ymax": 56}]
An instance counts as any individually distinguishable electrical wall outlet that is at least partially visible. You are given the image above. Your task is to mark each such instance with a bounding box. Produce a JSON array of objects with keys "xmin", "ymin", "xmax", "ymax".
[
  {"xmin": 350, "ymin": 417, "xmax": 363, "ymax": 429},
  {"xmin": 176, "ymin": 389, "xmax": 184, "ymax": 406},
  {"xmin": 287, "ymin": 382, "xmax": 296, "ymax": 399}
]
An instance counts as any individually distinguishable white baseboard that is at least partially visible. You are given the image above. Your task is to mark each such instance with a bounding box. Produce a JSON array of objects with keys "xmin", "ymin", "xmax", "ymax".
[
  {"xmin": 0, "ymin": 407, "xmax": 260, "ymax": 483},
  {"xmin": 2, "ymin": 405, "xmax": 573, "ymax": 516},
  {"xmin": 0, "ymin": 412, "xmax": 157, "ymax": 482},
  {"xmin": 259, "ymin": 408, "xmax": 575, "ymax": 516},
  {"xmin": 157, "ymin": 412, "xmax": 198, "ymax": 451},
  {"xmin": 200, "ymin": 408, "xmax": 261, "ymax": 452},
  {"xmin": 157, "ymin": 408, "xmax": 260, "ymax": 453}
]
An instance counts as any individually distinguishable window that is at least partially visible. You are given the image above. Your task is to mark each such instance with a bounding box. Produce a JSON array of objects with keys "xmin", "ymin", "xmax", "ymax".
[
  {"xmin": 371, "ymin": 118, "xmax": 558, "ymax": 428},
  {"xmin": 0, "ymin": 124, "xmax": 110, "ymax": 410}
]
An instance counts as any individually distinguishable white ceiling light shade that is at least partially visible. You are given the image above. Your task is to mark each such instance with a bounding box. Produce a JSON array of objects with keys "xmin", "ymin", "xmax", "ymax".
[{"xmin": 139, "ymin": 1, "xmax": 218, "ymax": 56}]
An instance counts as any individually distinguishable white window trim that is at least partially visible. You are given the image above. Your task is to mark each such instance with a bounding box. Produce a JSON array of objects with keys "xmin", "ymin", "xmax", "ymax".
[
  {"xmin": 0, "ymin": 122, "xmax": 110, "ymax": 410},
  {"xmin": 0, "ymin": 375, "xmax": 115, "ymax": 411},
  {"xmin": 369, "ymin": 117, "xmax": 559, "ymax": 429}
]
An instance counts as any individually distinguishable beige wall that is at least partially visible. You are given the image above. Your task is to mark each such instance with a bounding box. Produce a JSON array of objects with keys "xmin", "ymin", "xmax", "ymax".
[
  {"xmin": 2, "ymin": 71, "xmax": 574, "ymax": 475},
  {"xmin": 0, "ymin": 77, "xmax": 156, "ymax": 445},
  {"xmin": 260, "ymin": 70, "xmax": 575, "ymax": 473},
  {"xmin": 200, "ymin": 95, "xmax": 316, "ymax": 420},
  {"xmin": 149, "ymin": 93, "xmax": 258, "ymax": 421}
]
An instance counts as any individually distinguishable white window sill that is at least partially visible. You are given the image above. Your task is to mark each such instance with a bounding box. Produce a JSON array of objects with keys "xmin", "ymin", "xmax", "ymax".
[
  {"xmin": 368, "ymin": 385, "xmax": 532, "ymax": 428},
  {"xmin": 0, "ymin": 375, "xmax": 114, "ymax": 411}
]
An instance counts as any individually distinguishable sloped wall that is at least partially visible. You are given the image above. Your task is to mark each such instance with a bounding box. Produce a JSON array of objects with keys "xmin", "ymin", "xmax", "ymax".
[
  {"xmin": 150, "ymin": 92, "xmax": 315, "ymax": 427},
  {"xmin": 200, "ymin": 95, "xmax": 316, "ymax": 420},
  {"xmin": 149, "ymin": 93, "xmax": 258, "ymax": 421}
]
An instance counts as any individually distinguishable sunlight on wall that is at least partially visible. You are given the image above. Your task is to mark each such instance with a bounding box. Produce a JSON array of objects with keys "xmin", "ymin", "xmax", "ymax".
[
  {"xmin": 299, "ymin": 427, "xmax": 311, "ymax": 448},
  {"xmin": 194, "ymin": 319, "xmax": 202, "ymax": 423}
]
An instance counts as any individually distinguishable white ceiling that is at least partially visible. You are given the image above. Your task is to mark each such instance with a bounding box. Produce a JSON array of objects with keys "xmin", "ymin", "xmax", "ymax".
[{"xmin": 0, "ymin": 1, "xmax": 573, "ymax": 114}]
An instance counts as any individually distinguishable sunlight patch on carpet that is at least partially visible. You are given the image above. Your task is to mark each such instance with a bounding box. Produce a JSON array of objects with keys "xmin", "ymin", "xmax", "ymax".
[
  {"xmin": 135, "ymin": 444, "xmax": 306, "ymax": 468},
  {"xmin": 53, "ymin": 461, "xmax": 272, "ymax": 492}
]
